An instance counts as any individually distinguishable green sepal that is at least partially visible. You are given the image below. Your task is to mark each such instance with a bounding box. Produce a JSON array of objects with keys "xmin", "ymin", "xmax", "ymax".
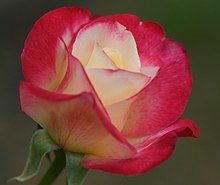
[
  {"xmin": 65, "ymin": 152, "xmax": 89, "ymax": 185},
  {"xmin": 12, "ymin": 129, "xmax": 60, "ymax": 182}
]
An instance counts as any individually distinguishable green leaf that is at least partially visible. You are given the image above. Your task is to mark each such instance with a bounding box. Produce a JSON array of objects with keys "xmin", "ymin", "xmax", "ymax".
[
  {"xmin": 12, "ymin": 129, "xmax": 60, "ymax": 182},
  {"xmin": 65, "ymin": 152, "xmax": 89, "ymax": 185},
  {"xmin": 37, "ymin": 150, "xmax": 66, "ymax": 185}
]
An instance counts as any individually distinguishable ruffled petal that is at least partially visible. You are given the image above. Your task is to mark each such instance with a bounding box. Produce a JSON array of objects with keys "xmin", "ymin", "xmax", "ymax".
[
  {"xmin": 122, "ymin": 39, "xmax": 192, "ymax": 137},
  {"xmin": 83, "ymin": 119, "xmax": 199, "ymax": 175},
  {"xmin": 22, "ymin": 7, "xmax": 92, "ymax": 90},
  {"xmin": 19, "ymin": 81, "xmax": 136, "ymax": 158}
]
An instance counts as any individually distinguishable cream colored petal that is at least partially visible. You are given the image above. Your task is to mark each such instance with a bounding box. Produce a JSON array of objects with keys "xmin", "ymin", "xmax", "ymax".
[
  {"xmin": 86, "ymin": 42, "xmax": 117, "ymax": 69},
  {"xmin": 86, "ymin": 69, "xmax": 150, "ymax": 106},
  {"xmin": 105, "ymin": 66, "xmax": 159, "ymax": 131},
  {"xmin": 106, "ymin": 99, "xmax": 133, "ymax": 131},
  {"xmin": 72, "ymin": 21, "xmax": 141, "ymax": 72},
  {"xmin": 141, "ymin": 66, "xmax": 159, "ymax": 79}
]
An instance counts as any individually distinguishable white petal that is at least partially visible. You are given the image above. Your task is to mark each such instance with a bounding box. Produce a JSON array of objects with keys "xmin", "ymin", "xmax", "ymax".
[
  {"xmin": 86, "ymin": 42, "xmax": 117, "ymax": 69},
  {"xmin": 86, "ymin": 69, "xmax": 150, "ymax": 106}
]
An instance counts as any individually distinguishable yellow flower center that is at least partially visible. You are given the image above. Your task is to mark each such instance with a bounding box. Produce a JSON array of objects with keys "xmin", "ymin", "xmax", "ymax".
[{"xmin": 103, "ymin": 47, "xmax": 124, "ymax": 69}]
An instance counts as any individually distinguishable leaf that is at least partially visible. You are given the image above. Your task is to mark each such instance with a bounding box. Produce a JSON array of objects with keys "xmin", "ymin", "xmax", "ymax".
[
  {"xmin": 65, "ymin": 152, "xmax": 89, "ymax": 185},
  {"xmin": 12, "ymin": 129, "xmax": 60, "ymax": 182},
  {"xmin": 37, "ymin": 150, "xmax": 66, "ymax": 185}
]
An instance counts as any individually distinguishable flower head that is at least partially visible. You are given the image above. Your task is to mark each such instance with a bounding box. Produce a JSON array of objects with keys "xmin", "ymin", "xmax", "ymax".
[{"xmin": 19, "ymin": 7, "xmax": 199, "ymax": 175}]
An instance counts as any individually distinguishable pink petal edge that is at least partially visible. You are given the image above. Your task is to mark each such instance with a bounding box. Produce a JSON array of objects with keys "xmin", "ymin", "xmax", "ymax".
[
  {"xmin": 22, "ymin": 7, "xmax": 92, "ymax": 89},
  {"xmin": 19, "ymin": 81, "xmax": 136, "ymax": 158},
  {"xmin": 83, "ymin": 118, "xmax": 199, "ymax": 175},
  {"xmin": 122, "ymin": 39, "xmax": 192, "ymax": 137}
]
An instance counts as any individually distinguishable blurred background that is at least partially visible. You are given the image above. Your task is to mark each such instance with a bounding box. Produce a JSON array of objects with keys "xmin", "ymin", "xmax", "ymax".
[{"xmin": 0, "ymin": 0, "xmax": 219, "ymax": 185}]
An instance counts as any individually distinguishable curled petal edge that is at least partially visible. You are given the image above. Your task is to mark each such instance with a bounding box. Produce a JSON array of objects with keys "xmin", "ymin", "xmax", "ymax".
[
  {"xmin": 19, "ymin": 81, "xmax": 136, "ymax": 158},
  {"xmin": 83, "ymin": 119, "xmax": 199, "ymax": 175}
]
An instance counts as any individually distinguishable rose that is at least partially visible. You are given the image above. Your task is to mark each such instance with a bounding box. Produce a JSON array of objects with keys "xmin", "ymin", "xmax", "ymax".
[{"xmin": 19, "ymin": 7, "xmax": 199, "ymax": 175}]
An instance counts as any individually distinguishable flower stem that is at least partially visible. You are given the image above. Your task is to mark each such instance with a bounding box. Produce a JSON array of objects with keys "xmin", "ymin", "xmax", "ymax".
[
  {"xmin": 65, "ymin": 152, "xmax": 89, "ymax": 185},
  {"xmin": 37, "ymin": 150, "xmax": 66, "ymax": 185}
]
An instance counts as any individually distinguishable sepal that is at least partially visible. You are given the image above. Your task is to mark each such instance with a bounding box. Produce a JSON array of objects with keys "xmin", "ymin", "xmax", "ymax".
[
  {"xmin": 12, "ymin": 129, "xmax": 60, "ymax": 182},
  {"xmin": 11, "ymin": 129, "xmax": 89, "ymax": 185}
]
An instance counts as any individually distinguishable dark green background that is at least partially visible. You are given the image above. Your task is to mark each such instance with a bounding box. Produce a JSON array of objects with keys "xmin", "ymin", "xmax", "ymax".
[{"xmin": 0, "ymin": 0, "xmax": 219, "ymax": 185}]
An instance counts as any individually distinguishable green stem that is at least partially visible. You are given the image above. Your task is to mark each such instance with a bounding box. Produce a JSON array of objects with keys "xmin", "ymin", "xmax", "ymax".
[
  {"xmin": 65, "ymin": 152, "xmax": 89, "ymax": 185},
  {"xmin": 37, "ymin": 150, "xmax": 66, "ymax": 185}
]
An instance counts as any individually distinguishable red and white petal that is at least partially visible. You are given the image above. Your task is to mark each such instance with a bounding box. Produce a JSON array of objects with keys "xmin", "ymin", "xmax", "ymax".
[
  {"xmin": 54, "ymin": 45, "xmax": 136, "ymax": 143},
  {"xmin": 22, "ymin": 7, "xmax": 92, "ymax": 90},
  {"xmin": 131, "ymin": 119, "xmax": 200, "ymax": 149},
  {"xmin": 86, "ymin": 69, "xmax": 150, "ymax": 106},
  {"xmin": 72, "ymin": 21, "xmax": 141, "ymax": 72},
  {"xmin": 104, "ymin": 60, "xmax": 160, "ymax": 131},
  {"xmin": 55, "ymin": 45, "xmax": 94, "ymax": 95},
  {"xmin": 83, "ymin": 134, "xmax": 176, "ymax": 175},
  {"xmin": 19, "ymin": 81, "xmax": 136, "ymax": 158},
  {"xmin": 55, "ymin": 44, "xmax": 119, "ymax": 128},
  {"xmin": 122, "ymin": 39, "xmax": 192, "ymax": 138},
  {"xmin": 95, "ymin": 15, "xmax": 165, "ymax": 62},
  {"xmin": 105, "ymin": 100, "xmax": 132, "ymax": 131},
  {"xmin": 156, "ymin": 118, "xmax": 200, "ymax": 139},
  {"xmin": 94, "ymin": 14, "xmax": 140, "ymax": 33},
  {"xmin": 83, "ymin": 119, "xmax": 199, "ymax": 175}
]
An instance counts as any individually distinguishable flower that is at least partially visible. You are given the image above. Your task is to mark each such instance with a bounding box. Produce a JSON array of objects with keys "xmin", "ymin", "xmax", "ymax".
[{"xmin": 19, "ymin": 7, "xmax": 200, "ymax": 175}]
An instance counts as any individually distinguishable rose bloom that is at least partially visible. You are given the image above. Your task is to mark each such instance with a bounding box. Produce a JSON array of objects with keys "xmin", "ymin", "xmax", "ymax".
[{"xmin": 20, "ymin": 7, "xmax": 199, "ymax": 175}]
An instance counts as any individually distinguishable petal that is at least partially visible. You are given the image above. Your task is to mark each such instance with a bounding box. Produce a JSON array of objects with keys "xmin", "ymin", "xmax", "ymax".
[
  {"xmin": 72, "ymin": 21, "xmax": 141, "ymax": 72},
  {"xmin": 122, "ymin": 39, "xmax": 192, "ymax": 137},
  {"xmin": 22, "ymin": 7, "xmax": 92, "ymax": 90},
  {"xmin": 133, "ymin": 21, "xmax": 165, "ymax": 58},
  {"xmin": 83, "ymin": 119, "xmax": 199, "ymax": 175},
  {"xmin": 83, "ymin": 134, "xmax": 177, "ymax": 175},
  {"xmin": 86, "ymin": 42, "xmax": 117, "ymax": 70},
  {"xmin": 95, "ymin": 14, "xmax": 140, "ymax": 33},
  {"xmin": 105, "ymin": 100, "xmax": 132, "ymax": 131},
  {"xmin": 19, "ymin": 81, "xmax": 136, "ymax": 159},
  {"xmin": 130, "ymin": 119, "xmax": 200, "ymax": 149},
  {"xmin": 105, "ymin": 62, "xmax": 160, "ymax": 131},
  {"xmin": 95, "ymin": 15, "xmax": 165, "ymax": 60},
  {"xmin": 86, "ymin": 69, "xmax": 150, "ymax": 106},
  {"xmin": 55, "ymin": 43, "xmax": 94, "ymax": 95}
]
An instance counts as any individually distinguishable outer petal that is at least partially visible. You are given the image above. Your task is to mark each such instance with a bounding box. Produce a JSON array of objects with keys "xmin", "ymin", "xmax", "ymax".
[
  {"xmin": 22, "ymin": 7, "xmax": 92, "ymax": 90},
  {"xmin": 19, "ymin": 81, "xmax": 136, "ymax": 159},
  {"xmin": 122, "ymin": 39, "xmax": 192, "ymax": 137},
  {"xmin": 83, "ymin": 119, "xmax": 199, "ymax": 175},
  {"xmin": 133, "ymin": 21, "xmax": 165, "ymax": 58}
]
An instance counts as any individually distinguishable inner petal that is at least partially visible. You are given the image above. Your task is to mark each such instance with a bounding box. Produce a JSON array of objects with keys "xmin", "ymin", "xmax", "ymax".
[
  {"xmin": 86, "ymin": 42, "xmax": 117, "ymax": 70},
  {"xmin": 103, "ymin": 47, "xmax": 123, "ymax": 69},
  {"xmin": 72, "ymin": 21, "xmax": 141, "ymax": 72},
  {"xmin": 86, "ymin": 68, "xmax": 150, "ymax": 106},
  {"xmin": 49, "ymin": 41, "xmax": 68, "ymax": 91}
]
